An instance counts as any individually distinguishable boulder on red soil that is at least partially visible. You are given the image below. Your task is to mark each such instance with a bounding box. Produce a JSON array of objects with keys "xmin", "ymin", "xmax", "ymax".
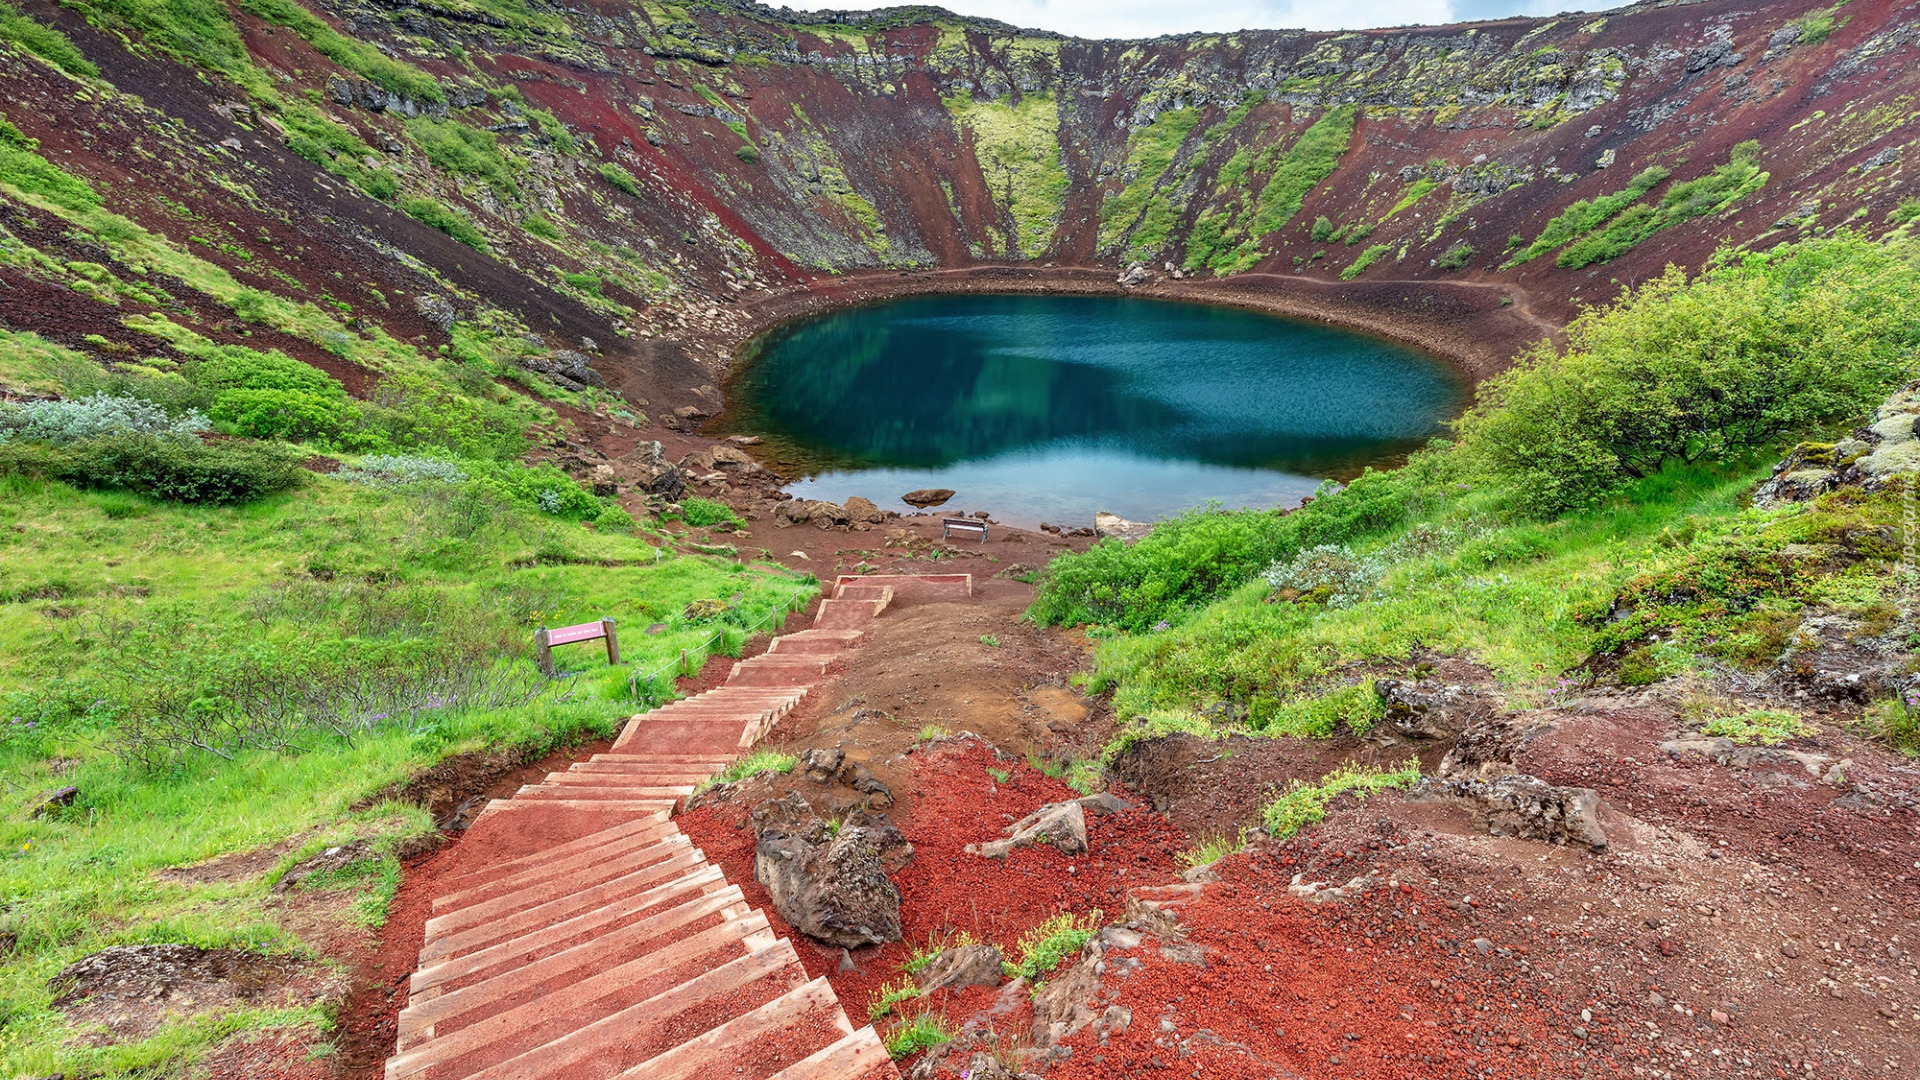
[
  {"xmin": 1031, "ymin": 925, "xmax": 1146, "ymax": 1048},
  {"xmin": 1410, "ymin": 773, "xmax": 1609, "ymax": 851},
  {"xmin": 614, "ymin": 441, "xmax": 688, "ymax": 500},
  {"xmin": 751, "ymin": 793, "xmax": 911, "ymax": 948},
  {"xmin": 901, "ymin": 488, "xmax": 955, "ymax": 507},
  {"xmin": 1374, "ymin": 677, "xmax": 1496, "ymax": 741},
  {"xmin": 968, "ymin": 799, "xmax": 1088, "ymax": 858},
  {"xmin": 773, "ymin": 498, "xmax": 851, "ymax": 530},
  {"xmin": 843, "ymin": 495, "xmax": 889, "ymax": 524},
  {"xmin": 914, "ymin": 942, "xmax": 1004, "ymax": 993}
]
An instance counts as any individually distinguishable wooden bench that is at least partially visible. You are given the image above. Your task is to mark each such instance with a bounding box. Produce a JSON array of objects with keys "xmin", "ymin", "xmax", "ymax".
[
  {"xmin": 941, "ymin": 518, "xmax": 988, "ymax": 543},
  {"xmin": 535, "ymin": 618, "xmax": 620, "ymax": 676}
]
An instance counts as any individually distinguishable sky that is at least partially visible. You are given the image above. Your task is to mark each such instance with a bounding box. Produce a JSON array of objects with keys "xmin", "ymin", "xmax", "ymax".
[{"xmin": 772, "ymin": 0, "xmax": 1578, "ymax": 39}]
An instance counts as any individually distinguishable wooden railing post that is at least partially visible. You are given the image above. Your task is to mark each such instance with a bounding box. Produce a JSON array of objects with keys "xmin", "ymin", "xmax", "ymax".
[
  {"xmin": 535, "ymin": 627, "xmax": 554, "ymax": 676},
  {"xmin": 601, "ymin": 617, "xmax": 619, "ymax": 665}
]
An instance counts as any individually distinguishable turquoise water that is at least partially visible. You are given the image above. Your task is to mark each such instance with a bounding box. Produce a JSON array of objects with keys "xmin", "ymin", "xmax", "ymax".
[{"xmin": 728, "ymin": 294, "xmax": 1469, "ymax": 526}]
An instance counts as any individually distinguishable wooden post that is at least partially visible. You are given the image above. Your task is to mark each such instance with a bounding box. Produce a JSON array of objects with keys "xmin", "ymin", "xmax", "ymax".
[
  {"xmin": 601, "ymin": 617, "xmax": 620, "ymax": 665},
  {"xmin": 535, "ymin": 628, "xmax": 554, "ymax": 676}
]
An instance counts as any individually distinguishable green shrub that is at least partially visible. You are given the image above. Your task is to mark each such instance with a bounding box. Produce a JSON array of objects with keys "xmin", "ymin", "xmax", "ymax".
[
  {"xmin": 523, "ymin": 214, "xmax": 562, "ymax": 240},
  {"xmin": 1435, "ymin": 242, "xmax": 1475, "ymax": 271},
  {"xmin": 699, "ymin": 749, "xmax": 796, "ymax": 791},
  {"xmin": 0, "ymin": 394, "xmax": 204, "ymax": 444},
  {"xmin": 238, "ymin": 0, "xmax": 442, "ymax": 102},
  {"xmin": 1340, "ymin": 243, "xmax": 1390, "ymax": 280},
  {"xmin": 0, "ymin": 433, "xmax": 304, "ymax": 503},
  {"xmin": 470, "ymin": 460, "xmax": 598, "ymax": 519},
  {"xmin": 734, "ymin": 144, "xmax": 760, "ymax": 164},
  {"xmin": 1032, "ymin": 468, "xmax": 1425, "ymax": 630},
  {"xmin": 400, "ymin": 197, "xmax": 488, "ymax": 251},
  {"xmin": 1249, "ymin": 682, "xmax": 1385, "ymax": 736},
  {"xmin": 278, "ymin": 104, "xmax": 395, "ymax": 200},
  {"xmin": 189, "ymin": 345, "xmax": 345, "ymax": 397},
  {"xmin": 598, "ymin": 162, "xmax": 642, "ymax": 198},
  {"xmin": 1869, "ymin": 695, "xmax": 1918, "ymax": 755},
  {"xmin": 209, "ymin": 388, "xmax": 350, "ymax": 440},
  {"xmin": 1003, "ymin": 911, "xmax": 1102, "ymax": 982},
  {"xmin": 351, "ymin": 374, "xmax": 527, "ymax": 462},
  {"xmin": 1250, "ymin": 105, "xmax": 1357, "ymax": 236},
  {"xmin": 407, "ymin": 118, "xmax": 517, "ymax": 196},
  {"xmin": 882, "ymin": 1013, "xmax": 953, "ymax": 1060},
  {"xmin": 1700, "ymin": 709, "xmax": 1812, "ymax": 745},
  {"xmin": 1510, "ymin": 166, "xmax": 1669, "ymax": 265},
  {"xmin": 1891, "ymin": 198, "xmax": 1920, "ymax": 225},
  {"xmin": 561, "ymin": 272, "xmax": 603, "ymax": 298},
  {"xmin": 0, "ymin": 0, "xmax": 99, "ymax": 76},
  {"xmin": 1458, "ymin": 233, "xmax": 1920, "ymax": 515},
  {"xmin": 679, "ymin": 497, "xmax": 742, "ymax": 529}
]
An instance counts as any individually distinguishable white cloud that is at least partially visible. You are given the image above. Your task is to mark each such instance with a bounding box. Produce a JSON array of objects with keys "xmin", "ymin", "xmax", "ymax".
[{"xmin": 770, "ymin": 0, "xmax": 1573, "ymax": 39}]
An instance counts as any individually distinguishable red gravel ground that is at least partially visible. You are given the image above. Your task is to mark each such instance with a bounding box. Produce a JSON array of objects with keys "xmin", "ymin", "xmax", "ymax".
[{"xmin": 677, "ymin": 739, "xmax": 1190, "ymax": 1020}]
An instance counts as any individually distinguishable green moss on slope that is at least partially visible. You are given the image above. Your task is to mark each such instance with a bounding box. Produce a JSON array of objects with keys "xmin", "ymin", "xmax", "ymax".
[{"xmin": 946, "ymin": 90, "xmax": 1068, "ymax": 259}]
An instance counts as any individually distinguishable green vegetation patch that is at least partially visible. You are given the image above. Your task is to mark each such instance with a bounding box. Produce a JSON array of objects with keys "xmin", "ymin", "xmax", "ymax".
[
  {"xmin": 945, "ymin": 90, "xmax": 1068, "ymax": 259},
  {"xmin": 0, "ymin": 0, "xmax": 98, "ymax": 76},
  {"xmin": 401, "ymin": 196, "xmax": 488, "ymax": 251},
  {"xmin": 1508, "ymin": 165, "xmax": 1670, "ymax": 266},
  {"xmin": 1558, "ymin": 143, "xmax": 1767, "ymax": 269},
  {"xmin": 407, "ymin": 118, "xmax": 518, "ymax": 197},
  {"xmin": 1097, "ymin": 107, "xmax": 1204, "ymax": 256},
  {"xmin": 1262, "ymin": 761, "xmax": 1420, "ymax": 841},
  {"xmin": 1002, "ymin": 910, "xmax": 1101, "ymax": 983},
  {"xmin": 1700, "ymin": 709, "xmax": 1813, "ymax": 745},
  {"xmin": 1248, "ymin": 105, "xmax": 1358, "ymax": 238},
  {"xmin": 239, "ymin": 0, "xmax": 442, "ymax": 102},
  {"xmin": 1340, "ymin": 242, "xmax": 1391, "ymax": 280},
  {"xmin": 598, "ymin": 162, "xmax": 643, "ymax": 198}
]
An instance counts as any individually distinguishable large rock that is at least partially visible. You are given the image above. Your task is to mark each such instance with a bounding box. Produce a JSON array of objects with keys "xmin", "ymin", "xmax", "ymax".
[
  {"xmin": 751, "ymin": 793, "xmax": 910, "ymax": 948},
  {"xmin": 520, "ymin": 349, "xmax": 604, "ymax": 391},
  {"xmin": 1094, "ymin": 511, "xmax": 1153, "ymax": 542},
  {"xmin": 773, "ymin": 498, "xmax": 851, "ymax": 530},
  {"xmin": 1409, "ymin": 773, "xmax": 1608, "ymax": 851},
  {"xmin": 1031, "ymin": 925, "xmax": 1146, "ymax": 1047},
  {"xmin": 615, "ymin": 441, "xmax": 688, "ymax": 501},
  {"xmin": 968, "ymin": 799, "xmax": 1087, "ymax": 858},
  {"xmin": 1374, "ymin": 678, "xmax": 1495, "ymax": 741},
  {"xmin": 843, "ymin": 495, "xmax": 889, "ymax": 524},
  {"xmin": 914, "ymin": 942, "xmax": 1004, "ymax": 993},
  {"xmin": 900, "ymin": 488, "xmax": 954, "ymax": 508}
]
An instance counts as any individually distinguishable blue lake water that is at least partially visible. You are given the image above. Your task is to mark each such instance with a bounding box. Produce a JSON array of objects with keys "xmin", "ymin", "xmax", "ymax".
[{"xmin": 726, "ymin": 294, "xmax": 1469, "ymax": 526}]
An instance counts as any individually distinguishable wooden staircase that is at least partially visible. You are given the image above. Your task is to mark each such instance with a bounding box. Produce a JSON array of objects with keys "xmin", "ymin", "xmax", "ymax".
[{"xmin": 386, "ymin": 575, "xmax": 973, "ymax": 1080}]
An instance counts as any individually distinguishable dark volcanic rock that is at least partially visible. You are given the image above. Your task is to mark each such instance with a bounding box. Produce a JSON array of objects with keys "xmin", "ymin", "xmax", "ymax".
[{"xmin": 751, "ymin": 792, "xmax": 911, "ymax": 948}]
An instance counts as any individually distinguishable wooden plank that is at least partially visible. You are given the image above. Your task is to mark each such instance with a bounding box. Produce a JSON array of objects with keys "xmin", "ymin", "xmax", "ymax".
[
  {"xmin": 458, "ymin": 942, "xmax": 806, "ymax": 1080},
  {"xmin": 433, "ymin": 828, "xmax": 689, "ymax": 915},
  {"xmin": 419, "ymin": 851, "xmax": 713, "ymax": 964},
  {"xmin": 608, "ymin": 977, "xmax": 844, "ymax": 1080},
  {"xmin": 764, "ymin": 1027, "xmax": 895, "ymax": 1080},
  {"xmin": 390, "ymin": 904, "xmax": 775, "ymax": 1073}
]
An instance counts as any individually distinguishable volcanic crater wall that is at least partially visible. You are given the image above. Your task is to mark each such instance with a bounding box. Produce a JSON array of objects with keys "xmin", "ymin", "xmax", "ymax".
[{"xmin": 0, "ymin": 0, "xmax": 1916, "ymax": 408}]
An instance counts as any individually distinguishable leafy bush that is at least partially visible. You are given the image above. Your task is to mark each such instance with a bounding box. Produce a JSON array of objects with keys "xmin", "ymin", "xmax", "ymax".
[
  {"xmin": 188, "ymin": 345, "xmax": 345, "ymax": 397},
  {"xmin": 679, "ymin": 497, "xmax": 742, "ymax": 529},
  {"xmin": 734, "ymin": 144, "xmax": 760, "ymax": 164},
  {"xmin": 0, "ymin": 393, "xmax": 206, "ymax": 444},
  {"xmin": 1869, "ymin": 694, "xmax": 1918, "ymax": 756},
  {"xmin": 406, "ymin": 118, "xmax": 517, "ymax": 196},
  {"xmin": 1340, "ymin": 243, "xmax": 1390, "ymax": 280},
  {"xmin": 1032, "ymin": 468, "xmax": 1425, "ymax": 630},
  {"xmin": 469, "ymin": 460, "xmax": 598, "ymax": 519},
  {"xmin": 523, "ymin": 214, "xmax": 562, "ymax": 240},
  {"xmin": 351, "ymin": 374, "xmax": 527, "ymax": 462},
  {"xmin": 1699, "ymin": 709, "xmax": 1812, "ymax": 745},
  {"xmin": 1435, "ymin": 242, "xmax": 1476, "ymax": 271},
  {"xmin": 561, "ymin": 272, "xmax": 603, "ymax": 297},
  {"xmin": 882, "ymin": 1013, "xmax": 953, "ymax": 1060},
  {"xmin": 598, "ymin": 162, "xmax": 642, "ymax": 198},
  {"xmin": 0, "ymin": 433, "xmax": 303, "ymax": 503},
  {"xmin": 0, "ymin": 128, "xmax": 102, "ymax": 211},
  {"xmin": 1458, "ymin": 233, "xmax": 1920, "ymax": 515},
  {"xmin": 1262, "ymin": 544, "xmax": 1385, "ymax": 608},
  {"xmin": 209, "ymin": 388, "xmax": 350, "ymax": 440},
  {"xmin": 335, "ymin": 454, "xmax": 469, "ymax": 487},
  {"xmin": 0, "ymin": 1, "xmax": 99, "ymax": 76},
  {"xmin": 401, "ymin": 196, "xmax": 487, "ymax": 251}
]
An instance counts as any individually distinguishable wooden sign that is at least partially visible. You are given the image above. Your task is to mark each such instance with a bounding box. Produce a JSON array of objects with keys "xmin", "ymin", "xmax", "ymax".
[{"xmin": 535, "ymin": 617, "xmax": 619, "ymax": 675}]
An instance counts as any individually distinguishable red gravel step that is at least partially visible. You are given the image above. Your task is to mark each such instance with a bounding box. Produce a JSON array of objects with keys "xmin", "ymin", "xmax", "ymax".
[
  {"xmin": 833, "ymin": 573, "xmax": 972, "ymax": 599},
  {"xmin": 540, "ymin": 770, "xmax": 704, "ymax": 787},
  {"xmin": 765, "ymin": 632, "xmax": 863, "ymax": 656},
  {"xmin": 511, "ymin": 783, "xmax": 692, "ymax": 801},
  {"xmin": 811, "ymin": 599, "xmax": 881, "ymax": 631},
  {"xmin": 610, "ymin": 719, "xmax": 757, "ymax": 755}
]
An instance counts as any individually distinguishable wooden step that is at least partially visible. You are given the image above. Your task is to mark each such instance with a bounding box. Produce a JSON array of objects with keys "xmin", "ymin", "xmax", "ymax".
[
  {"xmin": 453, "ymin": 942, "xmax": 809, "ymax": 1080},
  {"xmin": 419, "ymin": 852, "xmax": 715, "ymax": 966},
  {"xmin": 833, "ymin": 573, "xmax": 972, "ymax": 599},
  {"xmin": 609, "ymin": 977, "xmax": 850, "ymax": 1080},
  {"xmin": 765, "ymin": 1027, "xmax": 895, "ymax": 1080},
  {"xmin": 391, "ymin": 906, "xmax": 777, "ymax": 1071},
  {"xmin": 512, "ymin": 783, "xmax": 693, "ymax": 801},
  {"xmin": 436, "ymin": 816, "xmax": 678, "ymax": 895},
  {"xmin": 430, "ymin": 834, "xmax": 691, "ymax": 927},
  {"xmin": 540, "ymin": 771, "xmax": 703, "ymax": 787},
  {"xmin": 434, "ymin": 828, "xmax": 690, "ymax": 915},
  {"xmin": 412, "ymin": 866, "xmax": 734, "ymax": 994}
]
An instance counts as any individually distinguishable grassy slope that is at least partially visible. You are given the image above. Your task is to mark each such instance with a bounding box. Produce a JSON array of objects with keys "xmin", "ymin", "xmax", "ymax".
[{"xmin": 0, "ymin": 475, "xmax": 813, "ymax": 1075}]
